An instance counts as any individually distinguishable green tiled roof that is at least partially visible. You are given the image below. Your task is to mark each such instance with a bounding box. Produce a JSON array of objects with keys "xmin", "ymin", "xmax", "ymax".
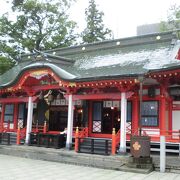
[
  {"xmin": 0, "ymin": 61, "xmax": 76, "ymax": 88},
  {"xmin": 0, "ymin": 30, "xmax": 180, "ymax": 88}
]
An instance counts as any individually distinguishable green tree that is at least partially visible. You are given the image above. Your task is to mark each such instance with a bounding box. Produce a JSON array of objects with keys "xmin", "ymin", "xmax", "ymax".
[
  {"xmin": 160, "ymin": 4, "xmax": 180, "ymax": 32},
  {"xmin": 0, "ymin": 56, "xmax": 15, "ymax": 75},
  {"xmin": 0, "ymin": 38, "xmax": 17, "ymax": 74},
  {"xmin": 82, "ymin": 0, "xmax": 112, "ymax": 43},
  {"xmin": 0, "ymin": 0, "xmax": 78, "ymax": 62},
  {"xmin": 13, "ymin": 0, "xmax": 24, "ymax": 7}
]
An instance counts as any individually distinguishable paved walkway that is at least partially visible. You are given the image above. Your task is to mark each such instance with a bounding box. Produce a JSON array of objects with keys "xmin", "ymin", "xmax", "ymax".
[
  {"xmin": 0, "ymin": 154, "xmax": 180, "ymax": 180},
  {"xmin": 1, "ymin": 145, "xmax": 180, "ymax": 173}
]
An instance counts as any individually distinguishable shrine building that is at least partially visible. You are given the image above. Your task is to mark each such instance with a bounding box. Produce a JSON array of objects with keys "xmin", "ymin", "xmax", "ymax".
[{"xmin": 0, "ymin": 30, "xmax": 180, "ymax": 154}]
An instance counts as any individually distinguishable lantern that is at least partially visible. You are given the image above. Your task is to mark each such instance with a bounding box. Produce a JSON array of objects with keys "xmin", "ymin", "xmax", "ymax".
[{"xmin": 48, "ymin": 94, "xmax": 54, "ymax": 103}]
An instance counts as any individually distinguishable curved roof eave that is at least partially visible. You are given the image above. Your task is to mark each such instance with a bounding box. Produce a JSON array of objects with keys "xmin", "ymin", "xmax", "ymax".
[
  {"xmin": 148, "ymin": 64, "xmax": 180, "ymax": 74},
  {"xmin": 0, "ymin": 61, "xmax": 146, "ymax": 88},
  {"xmin": 73, "ymin": 73, "xmax": 143, "ymax": 82},
  {"xmin": 0, "ymin": 62, "xmax": 76, "ymax": 89}
]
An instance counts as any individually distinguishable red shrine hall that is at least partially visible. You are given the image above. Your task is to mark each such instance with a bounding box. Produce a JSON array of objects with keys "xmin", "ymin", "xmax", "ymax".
[{"xmin": 0, "ymin": 30, "xmax": 180, "ymax": 154}]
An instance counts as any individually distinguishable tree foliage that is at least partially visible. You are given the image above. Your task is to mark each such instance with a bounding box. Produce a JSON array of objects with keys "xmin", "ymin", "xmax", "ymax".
[
  {"xmin": 0, "ymin": 56, "xmax": 15, "ymax": 75},
  {"xmin": 13, "ymin": 0, "xmax": 24, "ymax": 7},
  {"xmin": 160, "ymin": 4, "xmax": 180, "ymax": 32},
  {"xmin": 82, "ymin": 0, "xmax": 112, "ymax": 43},
  {"xmin": 0, "ymin": 0, "xmax": 78, "ymax": 62}
]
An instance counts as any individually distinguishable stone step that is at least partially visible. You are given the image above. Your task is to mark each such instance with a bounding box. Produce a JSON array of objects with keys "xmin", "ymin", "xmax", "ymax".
[
  {"xmin": 0, "ymin": 132, "xmax": 22, "ymax": 145},
  {"xmin": 127, "ymin": 163, "xmax": 153, "ymax": 169},
  {"xmin": 79, "ymin": 138, "xmax": 112, "ymax": 155},
  {"xmin": 78, "ymin": 151, "xmax": 111, "ymax": 155},
  {"xmin": 82, "ymin": 140, "xmax": 111, "ymax": 146},
  {"xmin": 78, "ymin": 148, "xmax": 110, "ymax": 155},
  {"xmin": 119, "ymin": 165, "xmax": 153, "ymax": 174},
  {"xmin": 1, "ymin": 144, "xmax": 180, "ymax": 173},
  {"xmin": 80, "ymin": 142, "xmax": 111, "ymax": 148},
  {"xmin": 128, "ymin": 156, "xmax": 153, "ymax": 164},
  {"xmin": 80, "ymin": 144, "xmax": 111, "ymax": 150}
]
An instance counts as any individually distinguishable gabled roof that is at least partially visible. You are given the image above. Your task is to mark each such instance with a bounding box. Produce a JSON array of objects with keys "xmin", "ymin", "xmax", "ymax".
[{"xmin": 0, "ymin": 30, "xmax": 180, "ymax": 88}]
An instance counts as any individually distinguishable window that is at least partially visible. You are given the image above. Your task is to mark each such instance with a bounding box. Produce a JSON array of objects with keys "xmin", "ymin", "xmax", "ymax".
[
  {"xmin": 127, "ymin": 101, "xmax": 132, "ymax": 122},
  {"xmin": 92, "ymin": 101, "xmax": 132, "ymax": 133},
  {"xmin": 18, "ymin": 104, "xmax": 25, "ymax": 120},
  {"xmin": 18, "ymin": 103, "xmax": 26, "ymax": 128},
  {"xmin": 4, "ymin": 104, "xmax": 14, "ymax": 123},
  {"xmin": 93, "ymin": 102, "xmax": 102, "ymax": 121},
  {"xmin": 92, "ymin": 102, "xmax": 102, "ymax": 133},
  {"xmin": 141, "ymin": 101, "xmax": 159, "ymax": 126},
  {"xmin": 49, "ymin": 106, "xmax": 68, "ymax": 131}
]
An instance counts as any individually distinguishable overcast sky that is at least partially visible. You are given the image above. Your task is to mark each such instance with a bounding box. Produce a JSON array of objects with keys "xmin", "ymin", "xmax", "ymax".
[
  {"xmin": 70, "ymin": 0, "xmax": 179, "ymax": 38},
  {"xmin": 0, "ymin": 0, "xmax": 179, "ymax": 38}
]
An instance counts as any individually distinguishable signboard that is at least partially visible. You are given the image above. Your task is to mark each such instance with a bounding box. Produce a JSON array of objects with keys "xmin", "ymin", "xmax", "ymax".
[
  {"xmin": 103, "ymin": 101, "xmax": 120, "ymax": 108},
  {"xmin": 169, "ymin": 87, "xmax": 180, "ymax": 96},
  {"xmin": 30, "ymin": 70, "xmax": 49, "ymax": 80},
  {"xmin": 26, "ymin": 103, "xmax": 37, "ymax": 109},
  {"xmin": 51, "ymin": 99, "xmax": 82, "ymax": 106}
]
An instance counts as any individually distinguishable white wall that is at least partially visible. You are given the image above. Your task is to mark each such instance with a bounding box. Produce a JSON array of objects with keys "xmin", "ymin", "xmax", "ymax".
[{"xmin": 172, "ymin": 111, "xmax": 180, "ymax": 131}]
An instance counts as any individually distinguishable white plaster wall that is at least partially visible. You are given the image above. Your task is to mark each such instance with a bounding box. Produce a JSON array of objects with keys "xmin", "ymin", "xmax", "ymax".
[
  {"xmin": 142, "ymin": 88, "xmax": 160, "ymax": 95},
  {"xmin": 142, "ymin": 128, "xmax": 160, "ymax": 136},
  {"xmin": 172, "ymin": 111, "xmax": 180, "ymax": 131}
]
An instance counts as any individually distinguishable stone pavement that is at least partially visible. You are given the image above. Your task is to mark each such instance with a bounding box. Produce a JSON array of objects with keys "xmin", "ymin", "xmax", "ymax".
[
  {"xmin": 0, "ymin": 145, "xmax": 180, "ymax": 173},
  {"xmin": 0, "ymin": 154, "xmax": 180, "ymax": 180}
]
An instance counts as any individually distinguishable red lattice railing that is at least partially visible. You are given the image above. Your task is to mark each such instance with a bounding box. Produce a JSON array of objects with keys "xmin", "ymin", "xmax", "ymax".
[
  {"xmin": 0, "ymin": 121, "xmax": 15, "ymax": 133},
  {"xmin": 73, "ymin": 127, "xmax": 88, "ymax": 138},
  {"xmin": 32, "ymin": 124, "xmax": 45, "ymax": 133}
]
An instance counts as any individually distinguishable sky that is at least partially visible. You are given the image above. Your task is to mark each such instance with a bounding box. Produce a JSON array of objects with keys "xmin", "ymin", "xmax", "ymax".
[
  {"xmin": 70, "ymin": 0, "xmax": 180, "ymax": 38},
  {"xmin": 0, "ymin": 0, "xmax": 179, "ymax": 39}
]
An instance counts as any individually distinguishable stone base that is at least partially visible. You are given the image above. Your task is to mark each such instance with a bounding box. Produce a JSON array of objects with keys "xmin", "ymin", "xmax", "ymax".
[
  {"xmin": 129, "ymin": 156, "xmax": 153, "ymax": 164},
  {"xmin": 65, "ymin": 143, "xmax": 72, "ymax": 150},
  {"xmin": 127, "ymin": 156, "xmax": 154, "ymax": 170},
  {"xmin": 117, "ymin": 151, "xmax": 128, "ymax": 156}
]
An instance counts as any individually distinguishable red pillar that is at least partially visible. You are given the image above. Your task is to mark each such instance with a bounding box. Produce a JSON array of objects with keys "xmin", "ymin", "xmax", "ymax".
[
  {"xmin": 43, "ymin": 121, "xmax": 47, "ymax": 133},
  {"xmin": 160, "ymin": 87, "xmax": 166, "ymax": 135},
  {"xmin": 16, "ymin": 127, "xmax": 20, "ymax": 145},
  {"xmin": 13, "ymin": 103, "xmax": 18, "ymax": 130},
  {"xmin": 88, "ymin": 101, "xmax": 92, "ymax": 136},
  {"xmin": 132, "ymin": 95, "xmax": 139, "ymax": 135},
  {"xmin": 168, "ymin": 99, "xmax": 172, "ymax": 132},
  {"xmin": 7, "ymin": 120, "xmax": 10, "ymax": 131},
  {"xmin": 111, "ymin": 128, "xmax": 116, "ymax": 155},
  {"xmin": 0, "ymin": 104, "xmax": 5, "ymax": 130},
  {"xmin": 75, "ymin": 127, "xmax": 79, "ymax": 152}
]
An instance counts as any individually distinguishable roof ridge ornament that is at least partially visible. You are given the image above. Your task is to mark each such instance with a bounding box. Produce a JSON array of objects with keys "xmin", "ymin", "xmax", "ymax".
[
  {"xmin": 33, "ymin": 49, "xmax": 51, "ymax": 62},
  {"xmin": 31, "ymin": 48, "xmax": 75, "ymax": 65}
]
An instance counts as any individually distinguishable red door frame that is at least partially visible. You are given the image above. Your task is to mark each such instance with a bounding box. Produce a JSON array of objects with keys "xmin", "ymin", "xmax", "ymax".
[
  {"xmin": 169, "ymin": 99, "xmax": 173, "ymax": 131},
  {"xmin": 0, "ymin": 104, "xmax": 5, "ymax": 129},
  {"xmin": 132, "ymin": 94, "xmax": 139, "ymax": 134},
  {"xmin": 88, "ymin": 93, "xmax": 164, "ymax": 138},
  {"xmin": 13, "ymin": 103, "xmax": 18, "ymax": 130}
]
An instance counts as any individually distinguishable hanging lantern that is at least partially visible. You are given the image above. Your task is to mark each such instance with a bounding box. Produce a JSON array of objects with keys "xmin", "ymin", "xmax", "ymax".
[
  {"xmin": 57, "ymin": 94, "xmax": 61, "ymax": 99},
  {"xmin": 48, "ymin": 94, "xmax": 54, "ymax": 103},
  {"xmin": 39, "ymin": 91, "xmax": 44, "ymax": 100},
  {"xmin": 57, "ymin": 93, "xmax": 63, "ymax": 99}
]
